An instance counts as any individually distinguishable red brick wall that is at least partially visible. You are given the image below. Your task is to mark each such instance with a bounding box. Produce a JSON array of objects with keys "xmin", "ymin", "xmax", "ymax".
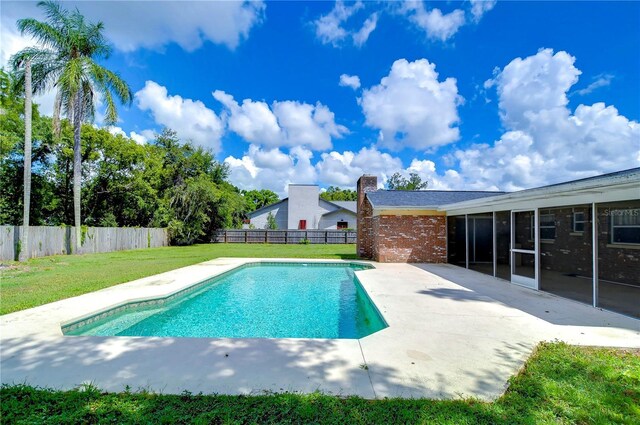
[
  {"xmin": 357, "ymin": 176, "xmax": 378, "ymax": 259},
  {"xmin": 358, "ymin": 198, "xmax": 375, "ymax": 259},
  {"xmin": 539, "ymin": 206, "xmax": 593, "ymax": 277},
  {"xmin": 372, "ymin": 214, "xmax": 447, "ymax": 263},
  {"xmin": 597, "ymin": 202, "xmax": 640, "ymax": 286}
]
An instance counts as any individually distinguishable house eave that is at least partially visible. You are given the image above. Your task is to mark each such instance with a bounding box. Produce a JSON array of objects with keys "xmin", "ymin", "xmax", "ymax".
[{"xmin": 441, "ymin": 173, "xmax": 640, "ymax": 215}]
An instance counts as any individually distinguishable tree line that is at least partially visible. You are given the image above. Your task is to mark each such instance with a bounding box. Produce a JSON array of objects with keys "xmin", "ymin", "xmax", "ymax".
[{"xmin": 1, "ymin": 69, "xmax": 286, "ymax": 245}]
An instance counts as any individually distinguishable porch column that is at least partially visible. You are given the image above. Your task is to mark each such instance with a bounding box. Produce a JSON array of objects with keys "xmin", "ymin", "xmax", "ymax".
[{"xmin": 592, "ymin": 202, "xmax": 598, "ymax": 308}]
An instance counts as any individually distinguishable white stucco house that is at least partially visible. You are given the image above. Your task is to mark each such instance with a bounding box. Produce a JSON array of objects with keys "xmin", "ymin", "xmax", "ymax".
[{"xmin": 246, "ymin": 185, "xmax": 357, "ymax": 230}]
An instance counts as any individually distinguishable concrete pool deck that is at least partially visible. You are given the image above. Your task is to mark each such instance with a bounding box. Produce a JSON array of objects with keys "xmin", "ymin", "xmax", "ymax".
[{"xmin": 1, "ymin": 258, "xmax": 638, "ymax": 400}]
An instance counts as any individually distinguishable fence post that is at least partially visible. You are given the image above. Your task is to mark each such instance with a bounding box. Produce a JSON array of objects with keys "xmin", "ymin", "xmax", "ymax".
[
  {"xmin": 224, "ymin": 230, "xmax": 227, "ymax": 243},
  {"xmin": 265, "ymin": 231, "xmax": 268, "ymax": 243},
  {"xmin": 245, "ymin": 231, "xmax": 248, "ymax": 243},
  {"xmin": 345, "ymin": 231, "xmax": 347, "ymax": 244},
  {"xmin": 325, "ymin": 231, "xmax": 328, "ymax": 244},
  {"xmin": 285, "ymin": 231, "xmax": 288, "ymax": 244}
]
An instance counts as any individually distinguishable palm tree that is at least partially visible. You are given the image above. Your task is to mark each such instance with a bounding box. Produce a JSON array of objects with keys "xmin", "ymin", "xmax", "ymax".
[
  {"xmin": 11, "ymin": 0, "xmax": 132, "ymax": 252},
  {"xmin": 20, "ymin": 59, "xmax": 32, "ymax": 262}
]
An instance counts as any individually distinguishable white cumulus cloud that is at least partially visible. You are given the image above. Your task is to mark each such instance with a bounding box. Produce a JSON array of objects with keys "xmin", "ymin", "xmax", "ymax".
[
  {"xmin": 485, "ymin": 49, "xmax": 581, "ymax": 129},
  {"xmin": 214, "ymin": 91, "xmax": 348, "ymax": 151},
  {"xmin": 315, "ymin": 147, "xmax": 403, "ymax": 187},
  {"xmin": 106, "ymin": 126, "xmax": 151, "ymax": 145},
  {"xmin": 470, "ymin": 0, "xmax": 497, "ymax": 23},
  {"xmin": 136, "ymin": 81, "xmax": 224, "ymax": 152},
  {"xmin": 0, "ymin": 1, "xmax": 264, "ymax": 67},
  {"xmin": 313, "ymin": 1, "xmax": 378, "ymax": 47},
  {"xmin": 353, "ymin": 13, "xmax": 379, "ymax": 47},
  {"xmin": 360, "ymin": 58, "xmax": 463, "ymax": 151},
  {"xmin": 224, "ymin": 145, "xmax": 317, "ymax": 196},
  {"xmin": 399, "ymin": 1, "xmax": 466, "ymax": 41},
  {"xmin": 444, "ymin": 49, "xmax": 640, "ymax": 190},
  {"xmin": 339, "ymin": 74, "xmax": 361, "ymax": 90}
]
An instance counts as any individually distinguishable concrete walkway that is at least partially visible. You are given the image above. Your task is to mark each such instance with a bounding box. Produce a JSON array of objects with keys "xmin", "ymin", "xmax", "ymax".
[{"xmin": 1, "ymin": 259, "xmax": 638, "ymax": 400}]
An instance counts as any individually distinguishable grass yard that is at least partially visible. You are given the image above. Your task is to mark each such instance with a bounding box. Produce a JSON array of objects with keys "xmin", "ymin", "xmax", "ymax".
[
  {"xmin": 0, "ymin": 244, "xmax": 356, "ymax": 315},
  {"xmin": 2, "ymin": 343, "xmax": 639, "ymax": 424}
]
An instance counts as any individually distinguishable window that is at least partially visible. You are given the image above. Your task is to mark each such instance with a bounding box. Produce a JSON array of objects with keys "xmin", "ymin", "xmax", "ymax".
[
  {"xmin": 533, "ymin": 213, "xmax": 556, "ymax": 240},
  {"xmin": 610, "ymin": 208, "xmax": 640, "ymax": 244},
  {"xmin": 298, "ymin": 219, "xmax": 307, "ymax": 230},
  {"xmin": 573, "ymin": 211, "xmax": 585, "ymax": 233},
  {"xmin": 337, "ymin": 221, "xmax": 348, "ymax": 229}
]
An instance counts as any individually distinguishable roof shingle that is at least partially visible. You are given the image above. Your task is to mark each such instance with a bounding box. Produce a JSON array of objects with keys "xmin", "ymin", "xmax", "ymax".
[{"xmin": 366, "ymin": 190, "xmax": 505, "ymax": 209}]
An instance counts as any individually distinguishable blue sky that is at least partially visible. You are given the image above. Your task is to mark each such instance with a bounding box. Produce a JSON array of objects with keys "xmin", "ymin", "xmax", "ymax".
[{"xmin": 2, "ymin": 1, "xmax": 639, "ymax": 195}]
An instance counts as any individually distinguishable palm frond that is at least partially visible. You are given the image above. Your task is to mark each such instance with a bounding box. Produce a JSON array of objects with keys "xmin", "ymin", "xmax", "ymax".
[
  {"xmin": 16, "ymin": 18, "xmax": 67, "ymax": 52},
  {"xmin": 11, "ymin": 0, "xmax": 130, "ymax": 127},
  {"xmin": 89, "ymin": 61, "xmax": 132, "ymax": 105},
  {"xmin": 102, "ymin": 90, "xmax": 117, "ymax": 125},
  {"xmin": 37, "ymin": 0, "xmax": 69, "ymax": 28}
]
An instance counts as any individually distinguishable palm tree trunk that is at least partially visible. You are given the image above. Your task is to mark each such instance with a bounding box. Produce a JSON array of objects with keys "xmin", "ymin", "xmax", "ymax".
[
  {"xmin": 73, "ymin": 90, "xmax": 82, "ymax": 253},
  {"xmin": 20, "ymin": 59, "xmax": 32, "ymax": 262},
  {"xmin": 52, "ymin": 90, "xmax": 62, "ymax": 137}
]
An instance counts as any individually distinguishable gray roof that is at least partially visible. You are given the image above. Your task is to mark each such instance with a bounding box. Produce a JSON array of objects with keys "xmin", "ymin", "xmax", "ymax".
[
  {"xmin": 366, "ymin": 190, "xmax": 505, "ymax": 209},
  {"xmin": 329, "ymin": 201, "xmax": 357, "ymax": 213},
  {"xmin": 247, "ymin": 198, "xmax": 287, "ymax": 218}
]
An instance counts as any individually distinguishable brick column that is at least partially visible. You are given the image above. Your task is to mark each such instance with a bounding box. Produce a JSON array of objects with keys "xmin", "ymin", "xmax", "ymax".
[{"xmin": 357, "ymin": 175, "xmax": 377, "ymax": 259}]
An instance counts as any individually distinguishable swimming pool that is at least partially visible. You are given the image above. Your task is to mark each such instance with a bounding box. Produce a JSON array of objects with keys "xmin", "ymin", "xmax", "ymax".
[{"xmin": 64, "ymin": 262, "xmax": 387, "ymax": 339}]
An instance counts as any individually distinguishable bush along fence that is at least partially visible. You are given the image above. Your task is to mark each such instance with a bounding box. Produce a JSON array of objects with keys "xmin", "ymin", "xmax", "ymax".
[
  {"xmin": 213, "ymin": 229, "xmax": 356, "ymax": 244},
  {"xmin": 0, "ymin": 226, "xmax": 169, "ymax": 261}
]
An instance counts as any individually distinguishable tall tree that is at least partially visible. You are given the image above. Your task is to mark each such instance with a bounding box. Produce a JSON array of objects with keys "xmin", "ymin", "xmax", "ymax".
[
  {"xmin": 242, "ymin": 189, "xmax": 280, "ymax": 212},
  {"xmin": 387, "ymin": 172, "xmax": 428, "ymax": 191},
  {"xmin": 11, "ymin": 0, "xmax": 132, "ymax": 252},
  {"xmin": 20, "ymin": 59, "xmax": 33, "ymax": 261},
  {"xmin": 320, "ymin": 186, "xmax": 357, "ymax": 201}
]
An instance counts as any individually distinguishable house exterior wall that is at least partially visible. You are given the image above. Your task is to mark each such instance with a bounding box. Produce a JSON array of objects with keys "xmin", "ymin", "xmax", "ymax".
[
  {"xmin": 318, "ymin": 210, "xmax": 357, "ymax": 229},
  {"xmin": 356, "ymin": 175, "xmax": 447, "ymax": 263},
  {"xmin": 538, "ymin": 206, "xmax": 593, "ymax": 277},
  {"xmin": 373, "ymin": 214, "xmax": 447, "ymax": 263},
  {"xmin": 597, "ymin": 201, "xmax": 640, "ymax": 286},
  {"xmin": 249, "ymin": 201, "xmax": 288, "ymax": 230},
  {"xmin": 287, "ymin": 185, "xmax": 320, "ymax": 229},
  {"xmin": 248, "ymin": 186, "xmax": 359, "ymax": 230}
]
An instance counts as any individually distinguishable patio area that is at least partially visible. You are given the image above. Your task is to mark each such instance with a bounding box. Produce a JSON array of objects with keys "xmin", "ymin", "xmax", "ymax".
[{"xmin": 1, "ymin": 259, "xmax": 638, "ymax": 400}]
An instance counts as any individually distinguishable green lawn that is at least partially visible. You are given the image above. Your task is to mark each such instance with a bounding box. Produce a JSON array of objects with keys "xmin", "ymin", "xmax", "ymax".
[
  {"xmin": 0, "ymin": 244, "xmax": 356, "ymax": 315},
  {"xmin": 1, "ymin": 343, "xmax": 638, "ymax": 424}
]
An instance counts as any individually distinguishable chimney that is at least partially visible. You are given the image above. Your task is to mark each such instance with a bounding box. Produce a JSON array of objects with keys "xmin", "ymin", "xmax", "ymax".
[
  {"xmin": 356, "ymin": 175, "xmax": 377, "ymax": 259},
  {"xmin": 357, "ymin": 175, "xmax": 377, "ymax": 210}
]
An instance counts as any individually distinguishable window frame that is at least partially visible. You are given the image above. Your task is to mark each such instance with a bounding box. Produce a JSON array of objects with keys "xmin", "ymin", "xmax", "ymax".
[
  {"xmin": 572, "ymin": 211, "xmax": 585, "ymax": 233},
  {"xmin": 610, "ymin": 208, "xmax": 640, "ymax": 245},
  {"xmin": 336, "ymin": 221, "xmax": 348, "ymax": 230},
  {"xmin": 533, "ymin": 213, "xmax": 556, "ymax": 241}
]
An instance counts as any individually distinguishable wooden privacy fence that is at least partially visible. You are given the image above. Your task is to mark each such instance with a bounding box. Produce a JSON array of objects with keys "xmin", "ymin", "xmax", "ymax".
[
  {"xmin": 213, "ymin": 229, "xmax": 356, "ymax": 244},
  {"xmin": 0, "ymin": 226, "xmax": 169, "ymax": 261}
]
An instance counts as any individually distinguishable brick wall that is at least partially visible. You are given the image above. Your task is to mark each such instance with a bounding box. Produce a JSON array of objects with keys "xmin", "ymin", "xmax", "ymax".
[
  {"xmin": 356, "ymin": 175, "xmax": 377, "ymax": 259},
  {"xmin": 372, "ymin": 214, "xmax": 447, "ymax": 263},
  {"xmin": 532, "ymin": 203, "xmax": 639, "ymax": 286},
  {"xmin": 597, "ymin": 202, "xmax": 640, "ymax": 286},
  {"xmin": 539, "ymin": 206, "xmax": 593, "ymax": 277}
]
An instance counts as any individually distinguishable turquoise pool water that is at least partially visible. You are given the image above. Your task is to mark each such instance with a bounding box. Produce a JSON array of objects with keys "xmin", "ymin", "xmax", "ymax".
[{"xmin": 65, "ymin": 262, "xmax": 387, "ymax": 339}]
